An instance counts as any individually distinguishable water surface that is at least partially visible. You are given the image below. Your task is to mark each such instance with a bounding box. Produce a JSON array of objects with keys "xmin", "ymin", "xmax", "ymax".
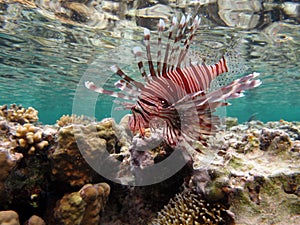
[{"xmin": 0, "ymin": 0, "xmax": 299, "ymax": 124}]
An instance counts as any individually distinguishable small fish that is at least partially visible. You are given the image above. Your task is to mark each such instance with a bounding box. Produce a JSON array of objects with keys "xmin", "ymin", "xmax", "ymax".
[{"xmin": 85, "ymin": 15, "xmax": 261, "ymax": 151}]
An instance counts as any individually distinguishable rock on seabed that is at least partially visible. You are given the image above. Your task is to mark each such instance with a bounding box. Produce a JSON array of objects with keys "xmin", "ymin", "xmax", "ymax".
[{"xmin": 190, "ymin": 120, "xmax": 300, "ymax": 225}]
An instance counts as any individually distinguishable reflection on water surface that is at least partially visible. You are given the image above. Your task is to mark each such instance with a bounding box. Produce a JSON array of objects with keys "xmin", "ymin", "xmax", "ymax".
[{"xmin": 0, "ymin": 0, "xmax": 299, "ymax": 123}]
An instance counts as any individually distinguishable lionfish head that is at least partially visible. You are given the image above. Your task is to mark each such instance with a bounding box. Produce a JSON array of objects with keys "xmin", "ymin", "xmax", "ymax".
[{"xmin": 85, "ymin": 14, "xmax": 261, "ymax": 151}]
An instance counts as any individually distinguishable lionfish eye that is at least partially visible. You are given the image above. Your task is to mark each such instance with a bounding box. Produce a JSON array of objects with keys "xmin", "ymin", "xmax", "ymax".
[{"xmin": 159, "ymin": 98, "xmax": 169, "ymax": 108}]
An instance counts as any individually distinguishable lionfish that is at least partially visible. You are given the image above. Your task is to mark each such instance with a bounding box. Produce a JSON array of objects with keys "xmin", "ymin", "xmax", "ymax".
[{"xmin": 85, "ymin": 15, "xmax": 261, "ymax": 151}]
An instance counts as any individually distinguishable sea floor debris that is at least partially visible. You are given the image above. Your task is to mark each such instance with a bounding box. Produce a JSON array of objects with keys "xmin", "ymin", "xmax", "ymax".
[{"xmin": 0, "ymin": 105, "xmax": 299, "ymax": 225}]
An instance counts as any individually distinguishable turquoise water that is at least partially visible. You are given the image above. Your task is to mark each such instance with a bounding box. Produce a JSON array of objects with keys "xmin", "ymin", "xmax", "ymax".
[{"xmin": 1, "ymin": 1, "xmax": 299, "ymax": 124}]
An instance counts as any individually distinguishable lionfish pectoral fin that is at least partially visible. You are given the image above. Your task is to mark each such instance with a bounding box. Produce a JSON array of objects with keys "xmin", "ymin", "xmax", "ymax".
[
  {"xmin": 110, "ymin": 65, "xmax": 144, "ymax": 90},
  {"xmin": 85, "ymin": 81, "xmax": 138, "ymax": 101},
  {"xmin": 113, "ymin": 99, "xmax": 136, "ymax": 110},
  {"xmin": 168, "ymin": 90, "xmax": 205, "ymax": 111},
  {"xmin": 206, "ymin": 72, "xmax": 262, "ymax": 103}
]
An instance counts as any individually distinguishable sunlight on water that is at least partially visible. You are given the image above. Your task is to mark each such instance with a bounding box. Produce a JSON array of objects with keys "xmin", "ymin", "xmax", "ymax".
[{"xmin": 0, "ymin": 1, "xmax": 299, "ymax": 124}]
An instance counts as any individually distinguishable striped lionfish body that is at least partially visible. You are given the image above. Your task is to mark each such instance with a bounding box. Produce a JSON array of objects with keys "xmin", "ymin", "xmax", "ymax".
[{"xmin": 85, "ymin": 15, "xmax": 261, "ymax": 151}]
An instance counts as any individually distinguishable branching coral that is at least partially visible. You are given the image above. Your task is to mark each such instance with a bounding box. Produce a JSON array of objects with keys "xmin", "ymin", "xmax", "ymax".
[
  {"xmin": 0, "ymin": 104, "xmax": 38, "ymax": 125},
  {"xmin": 150, "ymin": 191, "xmax": 234, "ymax": 225},
  {"xmin": 54, "ymin": 182, "xmax": 110, "ymax": 225},
  {"xmin": 13, "ymin": 123, "xmax": 49, "ymax": 155}
]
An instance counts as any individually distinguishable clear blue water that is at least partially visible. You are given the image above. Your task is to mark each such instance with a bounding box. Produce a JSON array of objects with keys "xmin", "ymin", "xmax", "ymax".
[{"xmin": 1, "ymin": 2, "xmax": 299, "ymax": 124}]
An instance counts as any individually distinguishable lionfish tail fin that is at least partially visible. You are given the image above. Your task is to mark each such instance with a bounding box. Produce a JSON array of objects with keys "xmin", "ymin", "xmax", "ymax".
[{"xmin": 210, "ymin": 39, "xmax": 248, "ymax": 90}]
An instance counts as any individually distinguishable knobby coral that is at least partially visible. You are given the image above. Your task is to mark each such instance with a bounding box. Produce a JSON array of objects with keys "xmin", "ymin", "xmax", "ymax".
[
  {"xmin": 24, "ymin": 215, "xmax": 46, "ymax": 225},
  {"xmin": 0, "ymin": 210, "xmax": 20, "ymax": 225},
  {"xmin": 14, "ymin": 123, "xmax": 49, "ymax": 155},
  {"xmin": 54, "ymin": 182, "xmax": 110, "ymax": 225},
  {"xmin": 0, "ymin": 104, "xmax": 38, "ymax": 125}
]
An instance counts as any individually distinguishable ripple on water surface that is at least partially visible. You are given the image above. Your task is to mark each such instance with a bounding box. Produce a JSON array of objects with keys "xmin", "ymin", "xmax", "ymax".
[{"xmin": 0, "ymin": 0, "xmax": 299, "ymax": 124}]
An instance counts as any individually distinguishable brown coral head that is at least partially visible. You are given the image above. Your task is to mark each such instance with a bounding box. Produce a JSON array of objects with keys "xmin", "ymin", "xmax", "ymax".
[
  {"xmin": 80, "ymin": 184, "xmax": 98, "ymax": 202},
  {"xmin": 24, "ymin": 215, "xmax": 46, "ymax": 225}
]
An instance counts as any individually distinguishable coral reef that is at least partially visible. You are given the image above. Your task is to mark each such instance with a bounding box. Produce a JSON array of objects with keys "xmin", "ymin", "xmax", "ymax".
[
  {"xmin": 0, "ymin": 104, "xmax": 38, "ymax": 124},
  {"xmin": 129, "ymin": 130, "xmax": 175, "ymax": 182},
  {"xmin": 147, "ymin": 120, "xmax": 300, "ymax": 225},
  {"xmin": 291, "ymin": 140, "xmax": 300, "ymax": 152},
  {"xmin": 1, "ymin": 108, "xmax": 299, "ymax": 225},
  {"xmin": 100, "ymin": 167, "xmax": 192, "ymax": 225},
  {"xmin": 51, "ymin": 123, "xmax": 106, "ymax": 187},
  {"xmin": 51, "ymin": 118, "xmax": 130, "ymax": 188},
  {"xmin": 53, "ymin": 182, "xmax": 110, "ymax": 225},
  {"xmin": 0, "ymin": 117, "xmax": 56, "ymax": 214},
  {"xmin": 193, "ymin": 121, "xmax": 300, "ymax": 225},
  {"xmin": 225, "ymin": 117, "xmax": 238, "ymax": 129},
  {"xmin": 54, "ymin": 190, "xmax": 86, "ymax": 225}
]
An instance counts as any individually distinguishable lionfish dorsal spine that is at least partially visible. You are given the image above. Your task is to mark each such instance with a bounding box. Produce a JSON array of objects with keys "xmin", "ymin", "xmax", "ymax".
[
  {"xmin": 133, "ymin": 46, "xmax": 149, "ymax": 82},
  {"xmin": 177, "ymin": 16, "xmax": 201, "ymax": 68},
  {"xmin": 157, "ymin": 19, "xmax": 165, "ymax": 76},
  {"xmin": 144, "ymin": 28, "xmax": 157, "ymax": 78},
  {"xmin": 162, "ymin": 16, "xmax": 177, "ymax": 75},
  {"xmin": 168, "ymin": 16, "xmax": 186, "ymax": 72}
]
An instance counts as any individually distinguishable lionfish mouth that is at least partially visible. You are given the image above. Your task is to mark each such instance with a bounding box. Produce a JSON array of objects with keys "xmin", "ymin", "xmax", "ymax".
[{"xmin": 85, "ymin": 14, "xmax": 261, "ymax": 151}]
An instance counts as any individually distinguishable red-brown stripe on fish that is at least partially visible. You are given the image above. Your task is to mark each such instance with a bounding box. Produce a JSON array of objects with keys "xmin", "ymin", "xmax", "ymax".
[{"xmin": 85, "ymin": 15, "xmax": 261, "ymax": 152}]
